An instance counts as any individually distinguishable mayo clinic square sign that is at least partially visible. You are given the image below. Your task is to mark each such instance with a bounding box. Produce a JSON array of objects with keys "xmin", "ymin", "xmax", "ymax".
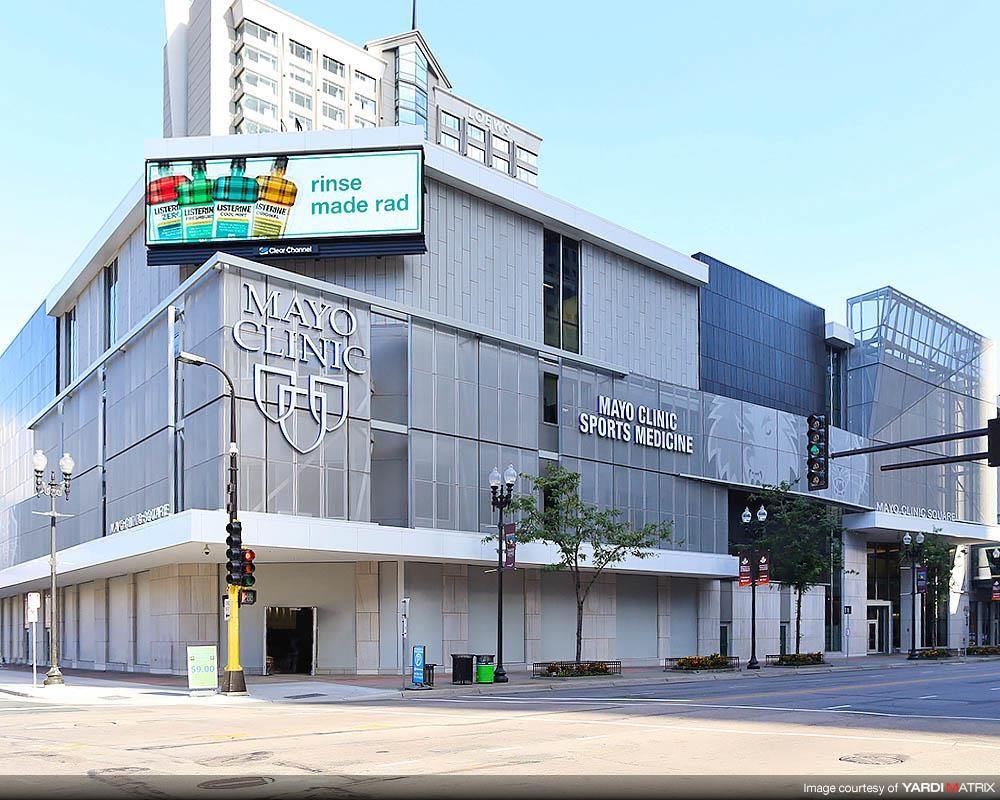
[
  {"xmin": 233, "ymin": 281, "xmax": 369, "ymax": 454},
  {"xmin": 579, "ymin": 395, "xmax": 695, "ymax": 454}
]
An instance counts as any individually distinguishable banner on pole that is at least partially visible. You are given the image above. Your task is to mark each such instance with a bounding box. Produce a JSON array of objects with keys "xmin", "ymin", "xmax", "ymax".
[
  {"xmin": 503, "ymin": 522, "xmax": 517, "ymax": 570},
  {"xmin": 757, "ymin": 552, "xmax": 770, "ymax": 586},
  {"xmin": 738, "ymin": 555, "xmax": 752, "ymax": 587}
]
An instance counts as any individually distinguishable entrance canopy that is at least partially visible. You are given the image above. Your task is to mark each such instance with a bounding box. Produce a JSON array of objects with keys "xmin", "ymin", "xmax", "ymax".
[{"xmin": 843, "ymin": 509, "xmax": 1000, "ymax": 544}]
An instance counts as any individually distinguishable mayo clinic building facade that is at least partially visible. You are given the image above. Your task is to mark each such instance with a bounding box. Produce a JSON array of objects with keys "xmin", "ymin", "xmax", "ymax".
[{"xmin": 0, "ymin": 2, "xmax": 997, "ymax": 677}]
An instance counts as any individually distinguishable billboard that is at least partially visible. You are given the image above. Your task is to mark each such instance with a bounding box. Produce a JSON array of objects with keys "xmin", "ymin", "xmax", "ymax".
[{"xmin": 144, "ymin": 148, "xmax": 423, "ymax": 248}]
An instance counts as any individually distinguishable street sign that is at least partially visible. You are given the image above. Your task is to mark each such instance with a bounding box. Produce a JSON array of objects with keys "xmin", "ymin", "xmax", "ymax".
[
  {"xmin": 503, "ymin": 522, "xmax": 517, "ymax": 570},
  {"xmin": 738, "ymin": 555, "xmax": 752, "ymax": 587},
  {"xmin": 757, "ymin": 552, "xmax": 770, "ymax": 586},
  {"xmin": 186, "ymin": 645, "xmax": 219, "ymax": 691},
  {"xmin": 916, "ymin": 566, "xmax": 928, "ymax": 594},
  {"xmin": 223, "ymin": 595, "xmax": 231, "ymax": 621},
  {"xmin": 844, "ymin": 605, "xmax": 852, "ymax": 616},
  {"xmin": 411, "ymin": 644, "xmax": 426, "ymax": 685}
]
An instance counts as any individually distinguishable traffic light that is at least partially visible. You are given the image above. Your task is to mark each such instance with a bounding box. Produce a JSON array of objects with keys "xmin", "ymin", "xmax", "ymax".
[
  {"xmin": 806, "ymin": 414, "xmax": 829, "ymax": 491},
  {"xmin": 988, "ymin": 417, "xmax": 1000, "ymax": 467},
  {"xmin": 241, "ymin": 548, "xmax": 256, "ymax": 587},
  {"xmin": 225, "ymin": 520, "xmax": 243, "ymax": 586}
]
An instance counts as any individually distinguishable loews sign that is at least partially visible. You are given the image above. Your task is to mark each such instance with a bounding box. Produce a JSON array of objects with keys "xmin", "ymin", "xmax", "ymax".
[
  {"xmin": 233, "ymin": 282, "xmax": 369, "ymax": 454},
  {"xmin": 578, "ymin": 395, "xmax": 694, "ymax": 454}
]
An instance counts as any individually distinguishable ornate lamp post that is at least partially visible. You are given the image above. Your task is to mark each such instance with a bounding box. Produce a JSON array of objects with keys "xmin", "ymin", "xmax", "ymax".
[
  {"xmin": 742, "ymin": 503, "xmax": 768, "ymax": 670},
  {"xmin": 489, "ymin": 464, "xmax": 517, "ymax": 683},
  {"xmin": 902, "ymin": 531, "xmax": 925, "ymax": 658},
  {"xmin": 32, "ymin": 449, "xmax": 74, "ymax": 686}
]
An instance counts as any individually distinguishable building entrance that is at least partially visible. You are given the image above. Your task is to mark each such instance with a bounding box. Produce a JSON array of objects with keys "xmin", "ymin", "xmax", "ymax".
[
  {"xmin": 866, "ymin": 603, "xmax": 892, "ymax": 654},
  {"xmin": 264, "ymin": 606, "xmax": 316, "ymax": 675}
]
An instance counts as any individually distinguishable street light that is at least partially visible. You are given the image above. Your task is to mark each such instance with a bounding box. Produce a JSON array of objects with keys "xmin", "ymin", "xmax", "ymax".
[
  {"xmin": 32, "ymin": 449, "xmax": 74, "ymax": 686},
  {"xmin": 742, "ymin": 504, "xmax": 767, "ymax": 670},
  {"xmin": 902, "ymin": 531, "xmax": 925, "ymax": 659},
  {"xmin": 489, "ymin": 464, "xmax": 517, "ymax": 683},
  {"xmin": 177, "ymin": 350, "xmax": 245, "ymax": 694}
]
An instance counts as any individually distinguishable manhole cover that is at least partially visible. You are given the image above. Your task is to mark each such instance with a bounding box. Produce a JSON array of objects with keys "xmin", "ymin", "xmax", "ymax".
[
  {"xmin": 284, "ymin": 692, "xmax": 325, "ymax": 699},
  {"xmin": 840, "ymin": 754, "xmax": 906, "ymax": 766},
  {"xmin": 197, "ymin": 777, "xmax": 275, "ymax": 790}
]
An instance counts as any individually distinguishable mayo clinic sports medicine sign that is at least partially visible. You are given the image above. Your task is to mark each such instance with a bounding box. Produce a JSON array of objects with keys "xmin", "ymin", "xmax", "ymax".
[
  {"xmin": 579, "ymin": 395, "xmax": 695, "ymax": 454},
  {"xmin": 145, "ymin": 148, "xmax": 424, "ymax": 263}
]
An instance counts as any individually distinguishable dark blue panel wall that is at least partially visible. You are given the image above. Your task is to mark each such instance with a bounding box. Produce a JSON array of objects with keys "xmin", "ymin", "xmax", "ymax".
[{"xmin": 694, "ymin": 253, "xmax": 827, "ymax": 417}]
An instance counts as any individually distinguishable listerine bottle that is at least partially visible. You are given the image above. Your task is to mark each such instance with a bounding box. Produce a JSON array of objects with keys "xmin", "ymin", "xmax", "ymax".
[
  {"xmin": 213, "ymin": 157, "xmax": 259, "ymax": 239},
  {"xmin": 252, "ymin": 156, "xmax": 298, "ymax": 239},
  {"xmin": 177, "ymin": 159, "xmax": 215, "ymax": 241},
  {"xmin": 146, "ymin": 161, "xmax": 190, "ymax": 241}
]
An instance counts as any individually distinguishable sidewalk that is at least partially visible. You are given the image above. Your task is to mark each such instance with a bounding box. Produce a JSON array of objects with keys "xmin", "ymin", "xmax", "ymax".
[{"xmin": 0, "ymin": 652, "xmax": 967, "ymax": 707}]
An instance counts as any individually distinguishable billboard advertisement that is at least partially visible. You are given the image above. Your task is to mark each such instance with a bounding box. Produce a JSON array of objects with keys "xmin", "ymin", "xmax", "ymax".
[{"xmin": 145, "ymin": 148, "xmax": 423, "ymax": 247}]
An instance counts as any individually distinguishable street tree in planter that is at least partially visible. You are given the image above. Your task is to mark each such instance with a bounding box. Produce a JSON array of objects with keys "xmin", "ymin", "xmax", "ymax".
[
  {"xmin": 909, "ymin": 531, "xmax": 954, "ymax": 648},
  {"xmin": 747, "ymin": 481, "xmax": 844, "ymax": 656},
  {"xmin": 507, "ymin": 464, "xmax": 672, "ymax": 664}
]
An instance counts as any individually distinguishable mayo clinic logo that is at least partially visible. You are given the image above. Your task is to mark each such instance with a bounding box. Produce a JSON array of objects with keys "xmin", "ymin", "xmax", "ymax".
[{"xmin": 233, "ymin": 282, "xmax": 368, "ymax": 454}]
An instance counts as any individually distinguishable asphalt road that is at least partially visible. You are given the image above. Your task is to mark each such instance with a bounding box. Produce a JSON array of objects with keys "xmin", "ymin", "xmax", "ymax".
[{"xmin": 0, "ymin": 660, "xmax": 998, "ymax": 798}]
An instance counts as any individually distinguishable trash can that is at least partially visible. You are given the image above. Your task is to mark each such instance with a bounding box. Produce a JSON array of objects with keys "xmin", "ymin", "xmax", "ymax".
[
  {"xmin": 451, "ymin": 653, "xmax": 474, "ymax": 685},
  {"xmin": 475, "ymin": 654, "xmax": 495, "ymax": 684}
]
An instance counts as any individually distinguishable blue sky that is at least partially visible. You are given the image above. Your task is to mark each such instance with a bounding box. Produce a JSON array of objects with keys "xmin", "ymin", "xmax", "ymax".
[{"xmin": 1, "ymin": 1, "xmax": 997, "ymax": 349}]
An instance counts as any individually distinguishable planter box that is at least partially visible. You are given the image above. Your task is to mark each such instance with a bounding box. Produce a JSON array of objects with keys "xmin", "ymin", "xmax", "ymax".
[
  {"xmin": 765, "ymin": 653, "xmax": 825, "ymax": 667},
  {"xmin": 531, "ymin": 660, "xmax": 622, "ymax": 678},
  {"xmin": 664, "ymin": 656, "xmax": 740, "ymax": 672}
]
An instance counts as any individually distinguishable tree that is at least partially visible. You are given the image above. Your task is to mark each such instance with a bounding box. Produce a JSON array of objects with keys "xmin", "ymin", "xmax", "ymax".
[
  {"xmin": 506, "ymin": 464, "xmax": 672, "ymax": 663},
  {"xmin": 908, "ymin": 531, "xmax": 955, "ymax": 648},
  {"xmin": 746, "ymin": 481, "xmax": 845, "ymax": 655}
]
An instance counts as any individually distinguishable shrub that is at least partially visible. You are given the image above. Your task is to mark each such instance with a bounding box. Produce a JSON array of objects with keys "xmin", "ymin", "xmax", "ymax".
[
  {"xmin": 673, "ymin": 653, "xmax": 732, "ymax": 670},
  {"xmin": 914, "ymin": 648, "xmax": 951, "ymax": 660},
  {"xmin": 967, "ymin": 646, "xmax": 1000, "ymax": 656},
  {"xmin": 544, "ymin": 661, "xmax": 612, "ymax": 677},
  {"xmin": 776, "ymin": 652, "xmax": 824, "ymax": 666}
]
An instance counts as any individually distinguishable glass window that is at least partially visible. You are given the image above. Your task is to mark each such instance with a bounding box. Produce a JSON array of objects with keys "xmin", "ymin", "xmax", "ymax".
[
  {"xmin": 467, "ymin": 144, "xmax": 485, "ymax": 163},
  {"xmin": 238, "ymin": 44, "xmax": 278, "ymax": 72},
  {"xmin": 354, "ymin": 70, "xmax": 376, "ymax": 91},
  {"xmin": 241, "ymin": 70, "xmax": 277, "ymax": 96},
  {"xmin": 322, "ymin": 55, "xmax": 345, "ymax": 77},
  {"xmin": 289, "ymin": 39, "xmax": 312, "ymax": 62},
  {"xmin": 355, "ymin": 117, "xmax": 375, "ymax": 128},
  {"xmin": 467, "ymin": 124, "xmax": 486, "ymax": 143},
  {"xmin": 440, "ymin": 132, "xmax": 460, "ymax": 151},
  {"xmin": 543, "ymin": 373, "xmax": 558, "ymax": 424},
  {"xmin": 322, "ymin": 80, "xmax": 345, "ymax": 100},
  {"xmin": 354, "ymin": 93, "xmax": 376, "ymax": 114},
  {"xmin": 322, "ymin": 103, "xmax": 345, "ymax": 123},
  {"xmin": 289, "ymin": 111, "xmax": 312, "ymax": 131},
  {"xmin": 492, "ymin": 155, "xmax": 509, "ymax": 173},
  {"xmin": 542, "ymin": 230, "xmax": 581, "ymax": 353},
  {"xmin": 516, "ymin": 167, "xmax": 537, "ymax": 186},
  {"xmin": 492, "ymin": 135, "xmax": 509, "ymax": 153},
  {"xmin": 371, "ymin": 430, "xmax": 408, "ymax": 527},
  {"xmin": 236, "ymin": 119, "xmax": 276, "ymax": 134},
  {"xmin": 441, "ymin": 111, "xmax": 461, "ymax": 132},
  {"xmin": 288, "ymin": 88, "xmax": 312, "ymax": 110},
  {"xmin": 64, "ymin": 308, "xmax": 77, "ymax": 382},
  {"xmin": 516, "ymin": 146, "xmax": 538, "ymax": 167},
  {"xmin": 105, "ymin": 260, "xmax": 118, "ymax": 349},
  {"xmin": 239, "ymin": 94, "xmax": 277, "ymax": 119},
  {"xmin": 289, "ymin": 66, "xmax": 313, "ymax": 87},
  {"xmin": 372, "ymin": 313, "xmax": 409, "ymax": 424},
  {"xmin": 239, "ymin": 19, "xmax": 277, "ymax": 47}
]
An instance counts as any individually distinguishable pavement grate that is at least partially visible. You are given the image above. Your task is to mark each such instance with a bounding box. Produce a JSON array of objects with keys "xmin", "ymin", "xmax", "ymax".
[
  {"xmin": 284, "ymin": 692, "xmax": 326, "ymax": 699},
  {"xmin": 839, "ymin": 754, "xmax": 906, "ymax": 765}
]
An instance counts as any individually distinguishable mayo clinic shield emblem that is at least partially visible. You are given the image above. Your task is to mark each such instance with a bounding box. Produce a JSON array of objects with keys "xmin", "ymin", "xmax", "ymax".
[{"xmin": 252, "ymin": 363, "xmax": 348, "ymax": 454}]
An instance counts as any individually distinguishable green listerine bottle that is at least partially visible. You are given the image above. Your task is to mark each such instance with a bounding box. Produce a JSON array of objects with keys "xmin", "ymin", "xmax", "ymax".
[
  {"xmin": 177, "ymin": 159, "xmax": 216, "ymax": 241},
  {"xmin": 213, "ymin": 157, "xmax": 259, "ymax": 239}
]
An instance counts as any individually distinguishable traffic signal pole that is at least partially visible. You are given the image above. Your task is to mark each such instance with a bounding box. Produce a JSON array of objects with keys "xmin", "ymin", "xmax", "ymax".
[{"xmin": 218, "ymin": 366, "xmax": 246, "ymax": 695}]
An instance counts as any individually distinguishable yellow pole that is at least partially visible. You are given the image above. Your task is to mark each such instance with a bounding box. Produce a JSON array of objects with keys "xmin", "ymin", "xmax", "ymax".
[{"xmin": 227, "ymin": 582, "xmax": 241, "ymax": 673}]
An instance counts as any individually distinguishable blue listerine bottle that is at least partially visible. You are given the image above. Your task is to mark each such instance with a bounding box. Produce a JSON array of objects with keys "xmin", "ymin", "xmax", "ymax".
[
  {"xmin": 213, "ymin": 157, "xmax": 259, "ymax": 239},
  {"xmin": 177, "ymin": 159, "xmax": 215, "ymax": 241}
]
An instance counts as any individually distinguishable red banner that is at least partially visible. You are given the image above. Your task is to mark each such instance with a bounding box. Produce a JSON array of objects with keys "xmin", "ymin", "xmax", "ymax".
[
  {"xmin": 503, "ymin": 522, "xmax": 517, "ymax": 570},
  {"xmin": 738, "ymin": 555, "xmax": 752, "ymax": 587},
  {"xmin": 757, "ymin": 552, "xmax": 770, "ymax": 586}
]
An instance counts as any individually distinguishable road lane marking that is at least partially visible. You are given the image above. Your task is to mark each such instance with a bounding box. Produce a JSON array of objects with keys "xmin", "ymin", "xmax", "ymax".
[
  {"xmin": 919, "ymin": 695, "xmax": 938, "ymax": 699},
  {"xmin": 425, "ymin": 696, "xmax": 1000, "ymax": 724},
  {"xmin": 825, "ymin": 704, "xmax": 851, "ymax": 709}
]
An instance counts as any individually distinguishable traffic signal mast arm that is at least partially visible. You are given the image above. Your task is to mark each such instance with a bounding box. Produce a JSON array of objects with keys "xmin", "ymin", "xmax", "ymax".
[{"xmin": 825, "ymin": 418, "xmax": 999, "ymax": 472}]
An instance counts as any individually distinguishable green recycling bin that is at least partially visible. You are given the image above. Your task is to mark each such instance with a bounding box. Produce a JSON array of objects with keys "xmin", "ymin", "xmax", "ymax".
[{"xmin": 475, "ymin": 654, "xmax": 495, "ymax": 684}]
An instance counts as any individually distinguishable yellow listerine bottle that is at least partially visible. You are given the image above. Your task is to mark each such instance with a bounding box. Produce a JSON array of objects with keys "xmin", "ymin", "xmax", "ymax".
[{"xmin": 251, "ymin": 156, "xmax": 298, "ymax": 239}]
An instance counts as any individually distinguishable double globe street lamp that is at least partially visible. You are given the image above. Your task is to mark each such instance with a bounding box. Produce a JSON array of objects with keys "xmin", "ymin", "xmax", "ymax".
[
  {"xmin": 489, "ymin": 465, "xmax": 518, "ymax": 683},
  {"xmin": 741, "ymin": 503, "xmax": 768, "ymax": 670},
  {"xmin": 32, "ymin": 449, "xmax": 75, "ymax": 687}
]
